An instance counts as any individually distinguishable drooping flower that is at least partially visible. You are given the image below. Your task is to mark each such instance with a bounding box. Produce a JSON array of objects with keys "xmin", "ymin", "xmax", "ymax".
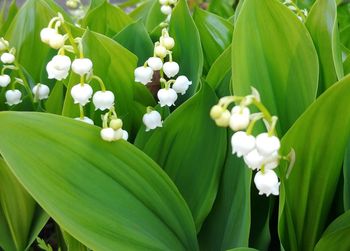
[
  {"xmin": 71, "ymin": 58, "xmax": 93, "ymax": 76},
  {"xmin": 214, "ymin": 110, "xmax": 231, "ymax": 127},
  {"xmin": 163, "ymin": 61, "xmax": 179, "ymax": 78},
  {"xmin": 157, "ymin": 88, "xmax": 178, "ymax": 107},
  {"xmin": 1, "ymin": 53, "xmax": 15, "ymax": 64},
  {"xmin": 255, "ymin": 133, "xmax": 281, "ymax": 156},
  {"xmin": 32, "ymin": 84, "xmax": 50, "ymax": 100},
  {"xmin": 229, "ymin": 106, "xmax": 250, "ymax": 131},
  {"xmin": 147, "ymin": 57, "xmax": 163, "ymax": 71},
  {"xmin": 172, "ymin": 75, "xmax": 192, "ymax": 95},
  {"xmin": 40, "ymin": 28, "xmax": 57, "ymax": 44},
  {"xmin": 254, "ymin": 170, "xmax": 280, "ymax": 196},
  {"xmin": 5, "ymin": 89, "xmax": 22, "ymax": 106},
  {"xmin": 160, "ymin": 36, "xmax": 175, "ymax": 50},
  {"xmin": 231, "ymin": 131, "xmax": 256, "ymax": 157},
  {"xmin": 92, "ymin": 90, "xmax": 115, "ymax": 111},
  {"xmin": 154, "ymin": 44, "xmax": 167, "ymax": 58},
  {"xmin": 100, "ymin": 127, "xmax": 115, "ymax": 142},
  {"xmin": 243, "ymin": 149, "xmax": 264, "ymax": 170},
  {"xmin": 46, "ymin": 55, "xmax": 71, "ymax": 80},
  {"xmin": 160, "ymin": 5, "xmax": 172, "ymax": 15},
  {"xmin": 70, "ymin": 83, "xmax": 93, "ymax": 106},
  {"xmin": 48, "ymin": 33, "xmax": 65, "ymax": 49},
  {"xmin": 0, "ymin": 74, "xmax": 11, "ymax": 87},
  {"xmin": 142, "ymin": 110, "xmax": 163, "ymax": 131},
  {"xmin": 134, "ymin": 66, "xmax": 153, "ymax": 85},
  {"xmin": 121, "ymin": 129, "xmax": 129, "ymax": 140}
]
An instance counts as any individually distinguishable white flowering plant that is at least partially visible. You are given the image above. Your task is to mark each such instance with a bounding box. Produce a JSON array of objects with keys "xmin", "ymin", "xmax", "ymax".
[{"xmin": 0, "ymin": 0, "xmax": 349, "ymax": 250}]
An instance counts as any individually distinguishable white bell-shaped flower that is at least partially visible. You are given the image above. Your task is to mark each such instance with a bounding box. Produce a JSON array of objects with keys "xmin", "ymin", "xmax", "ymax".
[
  {"xmin": 161, "ymin": 5, "xmax": 172, "ymax": 15},
  {"xmin": 32, "ymin": 84, "xmax": 50, "ymax": 100},
  {"xmin": 134, "ymin": 66, "xmax": 153, "ymax": 85},
  {"xmin": 74, "ymin": 116, "xmax": 94, "ymax": 125},
  {"xmin": 5, "ymin": 89, "xmax": 22, "ymax": 106},
  {"xmin": 71, "ymin": 58, "xmax": 93, "ymax": 76},
  {"xmin": 229, "ymin": 106, "xmax": 250, "ymax": 131},
  {"xmin": 163, "ymin": 61, "xmax": 179, "ymax": 78},
  {"xmin": 113, "ymin": 128, "xmax": 124, "ymax": 141},
  {"xmin": 49, "ymin": 33, "xmax": 65, "ymax": 49},
  {"xmin": 147, "ymin": 57, "xmax": 163, "ymax": 71},
  {"xmin": 254, "ymin": 170, "xmax": 280, "ymax": 196},
  {"xmin": 92, "ymin": 90, "xmax": 115, "ymax": 111},
  {"xmin": 231, "ymin": 131, "xmax": 256, "ymax": 157},
  {"xmin": 142, "ymin": 110, "xmax": 163, "ymax": 131},
  {"xmin": 154, "ymin": 45, "xmax": 167, "ymax": 58},
  {"xmin": 256, "ymin": 133, "xmax": 281, "ymax": 156},
  {"xmin": 243, "ymin": 149, "xmax": 264, "ymax": 170},
  {"xmin": 0, "ymin": 39, "xmax": 9, "ymax": 51},
  {"xmin": 172, "ymin": 75, "xmax": 192, "ymax": 95},
  {"xmin": 46, "ymin": 55, "xmax": 71, "ymax": 80},
  {"xmin": 215, "ymin": 110, "xmax": 231, "ymax": 127},
  {"xmin": 122, "ymin": 129, "xmax": 129, "ymax": 140},
  {"xmin": 0, "ymin": 74, "xmax": 11, "ymax": 87},
  {"xmin": 40, "ymin": 28, "xmax": 57, "ymax": 44},
  {"xmin": 1, "ymin": 53, "xmax": 15, "ymax": 64},
  {"xmin": 100, "ymin": 128, "xmax": 115, "ymax": 142},
  {"xmin": 157, "ymin": 88, "xmax": 178, "ymax": 107},
  {"xmin": 160, "ymin": 36, "xmax": 175, "ymax": 50},
  {"xmin": 263, "ymin": 151, "xmax": 279, "ymax": 170},
  {"xmin": 210, "ymin": 105, "xmax": 224, "ymax": 119},
  {"xmin": 70, "ymin": 83, "xmax": 93, "ymax": 106}
]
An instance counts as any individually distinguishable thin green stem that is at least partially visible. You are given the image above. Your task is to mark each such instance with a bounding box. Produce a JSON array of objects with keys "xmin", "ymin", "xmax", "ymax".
[
  {"xmin": 90, "ymin": 75, "xmax": 106, "ymax": 91},
  {"xmin": 79, "ymin": 105, "xmax": 84, "ymax": 119}
]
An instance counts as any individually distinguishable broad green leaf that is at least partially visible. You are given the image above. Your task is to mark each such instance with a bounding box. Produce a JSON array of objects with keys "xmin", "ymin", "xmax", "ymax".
[
  {"xmin": 0, "ymin": 158, "xmax": 48, "ymax": 251},
  {"xmin": 5, "ymin": 0, "xmax": 67, "ymax": 81},
  {"xmin": 306, "ymin": 0, "xmax": 343, "ymax": 94},
  {"xmin": 314, "ymin": 210, "xmax": 350, "ymax": 251},
  {"xmin": 0, "ymin": 111, "xmax": 199, "ymax": 251},
  {"xmin": 169, "ymin": 0, "xmax": 203, "ymax": 99},
  {"xmin": 0, "ymin": 0, "xmax": 17, "ymax": 36},
  {"xmin": 61, "ymin": 230, "xmax": 89, "ymax": 251},
  {"xmin": 198, "ymin": 137, "xmax": 251, "ymax": 250},
  {"xmin": 81, "ymin": 0, "xmax": 132, "ymax": 37},
  {"xmin": 193, "ymin": 8, "xmax": 233, "ymax": 74},
  {"xmin": 226, "ymin": 248, "xmax": 260, "ymax": 251},
  {"xmin": 141, "ymin": 82, "xmax": 226, "ymax": 230},
  {"xmin": 208, "ymin": 0, "xmax": 235, "ymax": 18},
  {"xmin": 344, "ymin": 55, "xmax": 350, "ymax": 75},
  {"xmin": 45, "ymin": 82, "xmax": 65, "ymax": 115},
  {"xmin": 129, "ymin": 0, "xmax": 154, "ymax": 24},
  {"xmin": 337, "ymin": 2, "xmax": 350, "ymax": 32},
  {"xmin": 343, "ymin": 143, "xmax": 350, "ymax": 210},
  {"xmin": 278, "ymin": 74, "xmax": 350, "ymax": 251},
  {"xmin": 340, "ymin": 25, "xmax": 350, "ymax": 50},
  {"xmin": 232, "ymin": 0, "xmax": 318, "ymax": 134},
  {"xmin": 145, "ymin": 0, "xmax": 165, "ymax": 32},
  {"xmin": 113, "ymin": 20, "xmax": 154, "ymax": 66},
  {"xmin": 88, "ymin": 0, "xmax": 105, "ymax": 10}
]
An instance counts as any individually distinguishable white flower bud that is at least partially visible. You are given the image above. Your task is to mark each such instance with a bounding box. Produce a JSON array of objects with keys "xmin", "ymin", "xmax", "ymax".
[
  {"xmin": 215, "ymin": 110, "xmax": 231, "ymax": 127},
  {"xmin": 32, "ymin": 83, "xmax": 50, "ymax": 100},
  {"xmin": 66, "ymin": 0, "xmax": 79, "ymax": 8},
  {"xmin": 172, "ymin": 75, "xmax": 192, "ymax": 95},
  {"xmin": 229, "ymin": 106, "xmax": 250, "ymax": 131},
  {"xmin": 243, "ymin": 149, "xmax": 264, "ymax": 170},
  {"xmin": 122, "ymin": 129, "xmax": 129, "ymax": 140},
  {"xmin": 143, "ymin": 110, "xmax": 163, "ymax": 131},
  {"xmin": 161, "ymin": 5, "xmax": 172, "ymax": 15},
  {"xmin": 49, "ymin": 33, "xmax": 65, "ymax": 50},
  {"xmin": 5, "ymin": 89, "xmax": 22, "ymax": 106},
  {"xmin": 157, "ymin": 88, "xmax": 178, "ymax": 107},
  {"xmin": 147, "ymin": 57, "xmax": 163, "ymax": 71},
  {"xmin": 231, "ymin": 131, "xmax": 255, "ymax": 157},
  {"xmin": 255, "ymin": 133, "xmax": 281, "ymax": 156},
  {"xmin": 161, "ymin": 36, "xmax": 175, "ymax": 50},
  {"xmin": 163, "ymin": 61, "xmax": 179, "ymax": 78},
  {"xmin": 70, "ymin": 83, "xmax": 93, "ymax": 106},
  {"xmin": 134, "ymin": 66, "xmax": 153, "ymax": 85},
  {"xmin": 40, "ymin": 28, "xmax": 57, "ymax": 44},
  {"xmin": 92, "ymin": 90, "xmax": 115, "ymax": 111},
  {"xmin": 71, "ymin": 58, "xmax": 93, "ymax": 76},
  {"xmin": 0, "ymin": 74, "xmax": 11, "ymax": 87},
  {"xmin": 0, "ymin": 39, "xmax": 9, "ymax": 51},
  {"xmin": 101, "ymin": 128, "xmax": 115, "ymax": 142},
  {"xmin": 110, "ymin": 119, "xmax": 123, "ymax": 130},
  {"xmin": 159, "ymin": 0, "xmax": 168, "ymax": 4},
  {"xmin": 155, "ymin": 45, "xmax": 167, "ymax": 58},
  {"xmin": 210, "ymin": 105, "xmax": 224, "ymax": 119},
  {"xmin": 114, "ymin": 128, "xmax": 124, "ymax": 141},
  {"xmin": 1, "ymin": 53, "xmax": 15, "ymax": 64},
  {"xmin": 46, "ymin": 55, "xmax": 71, "ymax": 80},
  {"xmin": 168, "ymin": 0, "xmax": 177, "ymax": 4},
  {"xmin": 254, "ymin": 170, "xmax": 280, "ymax": 196},
  {"xmin": 263, "ymin": 151, "xmax": 279, "ymax": 170},
  {"xmin": 74, "ymin": 116, "xmax": 94, "ymax": 125}
]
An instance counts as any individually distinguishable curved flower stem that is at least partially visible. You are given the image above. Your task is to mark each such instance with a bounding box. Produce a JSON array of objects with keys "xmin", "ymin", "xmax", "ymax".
[
  {"xmin": 60, "ymin": 22, "xmax": 80, "ymax": 56},
  {"xmin": 89, "ymin": 75, "xmax": 106, "ymax": 91}
]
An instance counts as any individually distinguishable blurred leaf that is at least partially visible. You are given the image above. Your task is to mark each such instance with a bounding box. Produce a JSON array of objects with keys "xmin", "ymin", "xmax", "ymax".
[
  {"xmin": 341, "ymin": 25, "xmax": 350, "ymax": 50},
  {"xmin": 344, "ymin": 55, "xmax": 350, "ymax": 75},
  {"xmin": 0, "ymin": 111, "xmax": 199, "ymax": 251},
  {"xmin": 0, "ymin": 157, "xmax": 49, "ymax": 251},
  {"xmin": 129, "ymin": 0, "xmax": 154, "ymax": 24},
  {"xmin": 208, "ymin": 0, "xmax": 235, "ymax": 18},
  {"xmin": 193, "ymin": 8, "xmax": 233, "ymax": 74},
  {"xmin": 279, "ymin": 74, "xmax": 350, "ymax": 251},
  {"xmin": 343, "ymin": 142, "xmax": 350, "ymax": 210},
  {"xmin": 232, "ymin": 0, "xmax": 318, "ymax": 134},
  {"xmin": 0, "ymin": 0, "xmax": 17, "ymax": 36},
  {"xmin": 81, "ymin": 0, "xmax": 132, "ymax": 37},
  {"xmin": 337, "ymin": 2, "xmax": 350, "ymax": 32},
  {"xmin": 226, "ymin": 248, "xmax": 260, "ymax": 251},
  {"xmin": 169, "ymin": 0, "xmax": 203, "ymax": 100},
  {"xmin": 306, "ymin": 0, "xmax": 343, "ymax": 94},
  {"xmin": 145, "ymin": 0, "xmax": 165, "ymax": 32},
  {"xmin": 314, "ymin": 210, "xmax": 350, "ymax": 251},
  {"xmin": 113, "ymin": 20, "xmax": 154, "ymax": 66},
  {"xmin": 141, "ymin": 82, "xmax": 226, "ymax": 230}
]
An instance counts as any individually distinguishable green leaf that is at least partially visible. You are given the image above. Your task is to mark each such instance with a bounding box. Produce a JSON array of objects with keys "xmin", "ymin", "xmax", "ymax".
[
  {"xmin": 0, "ymin": 111, "xmax": 199, "ymax": 251},
  {"xmin": 198, "ymin": 135, "xmax": 251, "ymax": 250},
  {"xmin": 61, "ymin": 230, "xmax": 89, "ymax": 251},
  {"xmin": 226, "ymin": 248, "xmax": 260, "ymax": 251},
  {"xmin": 81, "ymin": 0, "xmax": 133, "ymax": 37},
  {"xmin": 129, "ymin": 0, "xmax": 154, "ymax": 24},
  {"xmin": 0, "ymin": 157, "xmax": 48, "ymax": 251},
  {"xmin": 145, "ymin": 0, "xmax": 165, "ymax": 32},
  {"xmin": 5, "ymin": 0, "xmax": 67, "ymax": 81},
  {"xmin": 343, "ymin": 142, "xmax": 350, "ymax": 211},
  {"xmin": 344, "ymin": 55, "xmax": 350, "ymax": 75},
  {"xmin": 169, "ymin": 0, "xmax": 203, "ymax": 100},
  {"xmin": 207, "ymin": 0, "xmax": 235, "ymax": 18},
  {"xmin": 306, "ymin": 0, "xmax": 344, "ymax": 94},
  {"xmin": 193, "ymin": 8, "xmax": 233, "ymax": 74},
  {"xmin": 113, "ymin": 20, "xmax": 154, "ymax": 66},
  {"xmin": 141, "ymin": 82, "xmax": 226, "ymax": 230},
  {"xmin": 314, "ymin": 210, "xmax": 350, "ymax": 251},
  {"xmin": 278, "ymin": 74, "xmax": 350, "ymax": 251},
  {"xmin": 0, "ymin": 0, "xmax": 17, "ymax": 36},
  {"xmin": 232, "ymin": 0, "xmax": 319, "ymax": 134}
]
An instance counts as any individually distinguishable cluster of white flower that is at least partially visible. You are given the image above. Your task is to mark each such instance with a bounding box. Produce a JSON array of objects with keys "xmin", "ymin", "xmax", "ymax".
[
  {"xmin": 283, "ymin": 0, "xmax": 308, "ymax": 21},
  {"xmin": 211, "ymin": 89, "xmax": 284, "ymax": 197},
  {"xmin": 41, "ymin": 13, "xmax": 128, "ymax": 141},
  {"xmin": 159, "ymin": 0, "xmax": 178, "ymax": 17}
]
